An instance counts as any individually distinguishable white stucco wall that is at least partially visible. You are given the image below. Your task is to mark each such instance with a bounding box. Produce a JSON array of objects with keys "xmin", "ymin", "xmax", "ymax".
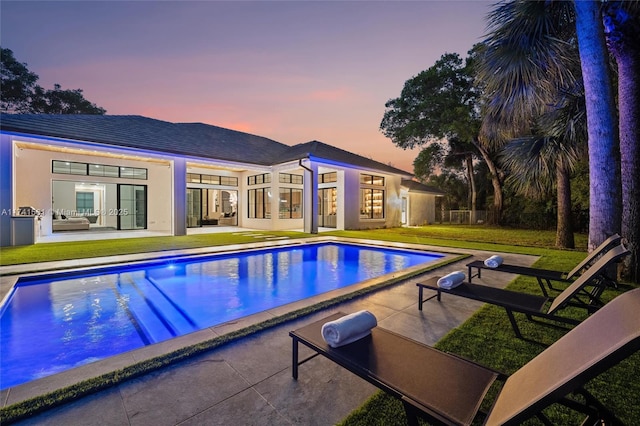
[
  {"xmin": 341, "ymin": 168, "xmax": 403, "ymax": 230},
  {"xmin": 12, "ymin": 139, "xmax": 173, "ymax": 236},
  {"xmin": 407, "ymin": 192, "xmax": 437, "ymax": 226},
  {"xmin": 0, "ymin": 135, "xmax": 13, "ymax": 246}
]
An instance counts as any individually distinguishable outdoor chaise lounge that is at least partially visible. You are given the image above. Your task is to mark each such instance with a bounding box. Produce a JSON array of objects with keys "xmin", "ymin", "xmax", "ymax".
[
  {"xmin": 466, "ymin": 233, "xmax": 622, "ymax": 296},
  {"xmin": 416, "ymin": 243, "xmax": 630, "ymax": 338},
  {"xmin": 290, "ymin": 288, "xmax": 640, "ymax": 425}
]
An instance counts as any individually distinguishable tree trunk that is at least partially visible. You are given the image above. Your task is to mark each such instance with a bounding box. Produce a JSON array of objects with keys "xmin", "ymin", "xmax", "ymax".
[
  {"xmin": 617, "ymin": 42, "xmax": 640, "ymax": 284},
  {"xmin": 472, "ymin": 137, "xmax": 503, "ymax": 224},
  {"xmin": 556, "ymin": 161, "xmax": 575, "ymax": 249},
  {"xmin": 465, "ymin": 154, "xmax": 477, "ymax": 224},
  {"xmin": 604, "ymin": 2, "xmax": 640, "ymax": 283},
  {"xmin": 574, "ymin": 1, "xmax": 622, "ymax": 251}
]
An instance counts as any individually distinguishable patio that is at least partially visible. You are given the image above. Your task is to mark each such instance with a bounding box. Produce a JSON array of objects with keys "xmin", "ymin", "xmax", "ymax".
[{"xmin": 3, "ymin": 245, "xmax": 535, "ymax": 425}]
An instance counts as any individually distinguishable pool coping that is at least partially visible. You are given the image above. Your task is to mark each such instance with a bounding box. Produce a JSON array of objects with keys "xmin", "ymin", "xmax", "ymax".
[{"xmin": 0, "ymin": 236, "xmax": 464, "ymax": 417}]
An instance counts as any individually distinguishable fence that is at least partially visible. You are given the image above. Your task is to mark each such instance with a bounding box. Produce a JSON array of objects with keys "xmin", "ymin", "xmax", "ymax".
[
  {"xmin": 441, "ymin": 210, "xmax": 487, "ymax": 224},
  {"xmin": 436, "ymin": 209, "xmax": 588, "ymax": 231}
]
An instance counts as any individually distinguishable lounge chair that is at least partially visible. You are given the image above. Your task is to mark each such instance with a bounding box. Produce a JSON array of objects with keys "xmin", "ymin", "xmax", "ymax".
[
  {"xmin": 417, "ymin": 243, "xmax": 630, "ymax": 338},
  {"xmin": 290, "ymin": 288, "xmax": 640, "ymax": 425},
  {"xmin": 466, "ymin": 233, "xmax": 622, "ymax": 296}
]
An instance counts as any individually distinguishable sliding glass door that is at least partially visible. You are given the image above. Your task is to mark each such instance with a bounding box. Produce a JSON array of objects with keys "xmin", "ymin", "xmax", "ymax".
[
  {"xmin": 118, "ymin": 184, "xmax": 147, "ymax": 230},
  {"xmin": 187, "ymin": 188, "xmax": 238, "ymax": 227},
  {"xmin": 318, "ymin": 187, "xmax": 337, "ymax": 228},
  {"xmin": 186, "ymin": 188, "xmax": 201, "ymax": 228}
]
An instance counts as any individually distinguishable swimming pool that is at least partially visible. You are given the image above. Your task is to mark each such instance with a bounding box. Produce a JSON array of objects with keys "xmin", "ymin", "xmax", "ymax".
[{"xmin": 0, "ymin": 241, "xmax": 442, "ymax": 390}]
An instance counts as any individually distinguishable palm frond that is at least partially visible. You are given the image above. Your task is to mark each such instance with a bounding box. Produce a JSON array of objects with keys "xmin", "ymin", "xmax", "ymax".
[{"xmin": 479, "ymin": 0, "xmax": 580, "ymax": 141}]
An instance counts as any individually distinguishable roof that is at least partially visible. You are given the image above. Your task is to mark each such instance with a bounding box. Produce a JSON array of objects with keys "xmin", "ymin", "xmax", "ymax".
[
  {"xmin": 281, "ymin": 140, "xmax": 412, "ymax": 176},
  {"xmin": 401, "ymin": 179, "xmax": 445, "ymax": 195},
  {"xmin": 0, "ymin": 114, "xmax": 412, "ymax": 175},
  {"xmin": 0, "ymin": 114, "xmax": 290, "ymax": 166}
]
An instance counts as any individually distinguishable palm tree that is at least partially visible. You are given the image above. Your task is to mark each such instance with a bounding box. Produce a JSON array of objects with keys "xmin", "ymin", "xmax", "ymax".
[
  {"xmin": 479, "ymin": 1, "xmax": 639, "ymax": 278},
  {"xmin": 478, "ymin": 0, "xmax": 584, "ymax": 248},
  {"xmin": 483, "ymin": 0, "xmax": 640, "ymax": 281},
  {"xmin": 501, "ymin": 134, "xmax": 583, "ymax": 248},
  {"xmin": 602, "ymin": 1, "xmax": 640, "ymax": 281},
  {"xmin": 573, "ymin": 0, "xmax": 622, "ymax": 251}
]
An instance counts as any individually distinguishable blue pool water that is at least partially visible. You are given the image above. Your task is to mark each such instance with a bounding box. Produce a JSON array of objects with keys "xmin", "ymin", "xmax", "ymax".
[{"xmin": 0, "ymin": 242, "xmax": 441, "ymax": 389}]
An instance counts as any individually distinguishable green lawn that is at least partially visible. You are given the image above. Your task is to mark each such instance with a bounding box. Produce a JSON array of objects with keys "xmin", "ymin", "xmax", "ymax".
[
  {"xmin": 1, "ymin": 226, "xmax": 636, "ymax": 425},
  {"xmin": 0, "ymin": 231, "xmax": 310, "ymax": 266},
  {"xmin": 0, "ymin": 225, "xmax": 587, "ymax": 267}
]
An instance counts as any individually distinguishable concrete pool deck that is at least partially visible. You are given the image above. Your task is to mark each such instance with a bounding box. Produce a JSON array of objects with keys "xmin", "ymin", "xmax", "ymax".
[{"xmin": 1, "ymin": 239, "xmax": 539, "ymax": 425}]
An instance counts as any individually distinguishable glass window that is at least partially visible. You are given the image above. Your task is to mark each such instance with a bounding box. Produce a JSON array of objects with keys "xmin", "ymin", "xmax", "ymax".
[
  {"xmin": 372, "ymin": 175, "xmax": 384, "ymax": 186},
  {"xmin": 52, "ymin": 160, "xmax": 87, "ymax": 175},
  {"xmin": 220, "ymin": 176, "xmax": 238, "ymax": 186},
  {"xmin": 52, "ymin": 160, "xmax": 147, "ymax": 180},
  {"xmin": 360, "ymin": 174, "xmax": 385, "ymax": 186},
  {"xmin": 190, "ymin": 173, "xmax": 237, "ymax": 186},
  {"xmin": 88, "ymin": 164, "xmax": 119, "ymax": 177},
  {"xmin": 279, "ymin": 188, "xmax": 303, "ymax": 219},
  {"xmin": 279, "ymin": 173, "xmax": 303, "ymax": 184},
  {"xmin": 120, "ymin": 167, "xmax": 133, "ymax": 179},
  {"xmin": 360, "ymin": 188, "xmax": 384, "ymax": 219},
  {"xmin": 52, "ymin": 160, "xmax": 69, "ymax": 174},
  {"xmin": 320, "ymin": 172, "xmax": 337, "ymax": 183},
  {"xmin": 120, "ymin": 167, "xmax": 147, "ymax": 180},
  {"xmin": 248, "ymin": 173, "xmax": 270, "ymax": 185},
  {"xmin": 76, "ymin": 192, "xmax": 94, "ymax": 214},
  {"xmin": 248, "ymin": 188, "xmax": 271, "ymax": 218},
  {"xmin": 69, "ymin": 162, "xmax": 88, "ymax": 175}
]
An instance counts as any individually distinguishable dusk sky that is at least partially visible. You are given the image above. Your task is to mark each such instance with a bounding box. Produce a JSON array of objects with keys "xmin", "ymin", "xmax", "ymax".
[{"xmin": 1, "ymin": 1, "xmax": 493, "ymax": 173}]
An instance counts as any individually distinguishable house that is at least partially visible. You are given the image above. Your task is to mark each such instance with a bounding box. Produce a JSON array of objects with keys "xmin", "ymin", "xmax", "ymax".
[{"xmin": 0, "ymin": 114, "xmax": 444, "ymax": 246}]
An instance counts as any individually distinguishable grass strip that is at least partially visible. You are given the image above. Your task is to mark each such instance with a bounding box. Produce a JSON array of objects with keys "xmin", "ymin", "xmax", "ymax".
[
  {"xmin": 0, "ymin": 231, "xmax": 311, "ymax": 266},
  {"xmin": 1, "ymin": 226, "xmax": 588, "ymax": 267},
  {"xmin": 338, "ymin": 277, "xmax": 638, "ymax": 426},
  {"xmin": 0, "ymin": 253, "xmax": 467, "ymax": 424}
]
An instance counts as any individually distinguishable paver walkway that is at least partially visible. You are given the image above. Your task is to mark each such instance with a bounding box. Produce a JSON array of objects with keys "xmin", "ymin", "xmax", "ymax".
[{"xmin": 6, "ymin": 247, "xmax": 537, "ymax": 426}]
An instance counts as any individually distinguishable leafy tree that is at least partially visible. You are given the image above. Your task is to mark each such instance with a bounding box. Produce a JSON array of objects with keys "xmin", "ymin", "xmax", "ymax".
[
  {"xmin": 413, "ymin": 143, "xmax": 445, "ymax": 182},
  {"xmin": 1, "ymin": 47, "xmax": 105, "ymax": 114},
  {"xmin": 380, "ymin": 51, "xmax": 504, "ymax": 224},
  {"xmin": 422, "ymin": 171, "xmax": 468, "ymax": 223},
  {"xmin": 30, "ymin": 84, "xmax": 106, "ymax": 114},
  {"xmin": 1, "ymin": 47, "xmax": 39, "ymax": 113}
]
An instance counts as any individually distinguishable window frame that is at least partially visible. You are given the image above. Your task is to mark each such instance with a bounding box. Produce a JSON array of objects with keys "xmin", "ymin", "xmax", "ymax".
[
  {"xmin": 278, "ymin": 187, "xmax": 303, "ymax": 219},
  {"xmin": 248, "ymin": 187, "xmax": 271, "ymax": 219}
]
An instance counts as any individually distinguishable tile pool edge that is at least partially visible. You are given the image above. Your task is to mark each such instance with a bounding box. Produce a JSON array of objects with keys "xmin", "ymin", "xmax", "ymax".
[
  {"xmin": 0, "ymin": 236, "xmax": 450, "ymax": 302},
  {"xmin": 0, "ymin": 238, "xmax": 466, "ymax": 422}
]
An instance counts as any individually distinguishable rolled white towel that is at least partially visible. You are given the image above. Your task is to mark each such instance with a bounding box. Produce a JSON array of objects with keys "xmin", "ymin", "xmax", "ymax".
[
  {"xmin": 484, "ymin": 255, "xmax": 504, "ymax": 268},
  {"xmin": 437, "ymin": 271, "xmax": 466, "ymax": 289},
  {"xmin": 321, "ymin": 310, "xmax": 377, "ymax": 348}
]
